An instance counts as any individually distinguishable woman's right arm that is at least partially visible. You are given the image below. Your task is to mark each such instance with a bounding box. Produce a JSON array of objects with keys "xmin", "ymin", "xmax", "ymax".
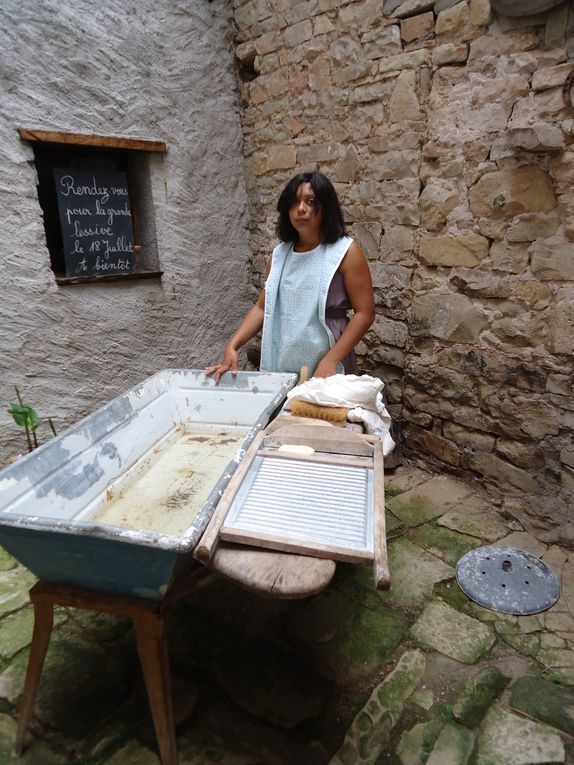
[{"xmin": 204, "ymin": 258, "xmax": 271, "ymax": 383}]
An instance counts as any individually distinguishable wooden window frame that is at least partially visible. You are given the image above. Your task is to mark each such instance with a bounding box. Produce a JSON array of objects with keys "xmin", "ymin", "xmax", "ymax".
[{"xmin": 19, "ymin": 128, "xmax": 167, "ymax": 285}]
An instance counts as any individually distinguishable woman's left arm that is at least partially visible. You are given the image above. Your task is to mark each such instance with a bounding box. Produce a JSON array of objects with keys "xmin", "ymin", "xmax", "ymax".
[{"xmin": 314, "ymin": 241, "xmax": 376, "ymax": 377}]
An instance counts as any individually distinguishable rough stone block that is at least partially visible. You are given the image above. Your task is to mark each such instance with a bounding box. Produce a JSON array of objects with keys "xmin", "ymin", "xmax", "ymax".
[
  {"xmin": 469, "ymin": 0, "xmax": 491, "ymax": 27},
  {"xmin": 389, "ymin": 69, "xmax": 423, "ymax": 122},
  {"xmin": 469, "ymin": 167, "xmax": 556, "ymax": 220},
  {"xmin": 394, "ymin": 0, "xmax": 435, "ymax": 17},
  {"xmin": 468, "ymin": 452, "xmax": 541, "ymax": 493},
  {"xmin": 531, "ymin": 236, "xmax": 574, "ymax": 281},
  {"xmin": 409, "ymin": 293, "xmax": 488, "ymax": 343},
  {"xmin": 450, "ymin": 267, "xmax": 512, "ymax": 297},
  {"xmin": 442, "ymin": 421, "xmax": 496, "ymax": 452},
  {"xmin": 371, "ymin": 149, "xmax": 420, "ymax": 180},
  {"xmin": 379, "ymin": 49, "xmax": 431, "ymax": 74},
  {"xmin": 533, "ymin": 62, "xmax": 574, "ymax": 92},
  {"xmin": 401, "ymin": 11, "xmax": 434, "ymax": 42},
  {"xmin": 266, "ymin": 143, "xmax": 296, "ymax": 170},
  {"xmin": 419, "ymin": 233, "xmax": 489, "ymax": 267},
  {"xmin": 547, "ymin": 296, "xmax": 574, "ymax": 354},
  {"xmin": 436, "ymin": 1, "xmax": 473, "ymax": 43},
  {"xmin": 283, "ymin": 18, "xmax": 312, "ymax": 47},
  {"xmin": 506, "ymin": 211, "xmax": 560, "ymax": 242},
  {"xmin": 410, "ymin": 600, "xmax": 495, "ymax": 662},
  {"xmin": 506, "ymin": 123, "xmax": 565, "ymax": 152},
  {"xmin": 339, "ymin": 0, "xmax": 384, "ymax": 26},
  {"xmin": 495, "ymin": 438, "xmax": 546, "ymax": 470},
  {"xmin": 468, "ymin": 31, "xmax": 540, "ymax": 61},
  {"xmin": 370, "ymin": 314, "xmax": 409, "ymax": 347},
  {"xmin": 404, "ymin": 424, "xmax": 464, "ymax": 468},
  {"xmin": 432, "ymin": 42, "xmax": 469, "ymax": 65},
  {"xmin": 419, "ymin": 181, "xmax": 459, "ymax": 230}
]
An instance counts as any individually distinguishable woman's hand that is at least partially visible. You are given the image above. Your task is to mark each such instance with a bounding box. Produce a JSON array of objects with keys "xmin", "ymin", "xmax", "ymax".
[
  {"xmin": 313, "ymin": 357, "xmax": 338, "ymax": 378},
  {"xmin": 204, "ymin": 345, "xmax": 239, "ymax": 384}
]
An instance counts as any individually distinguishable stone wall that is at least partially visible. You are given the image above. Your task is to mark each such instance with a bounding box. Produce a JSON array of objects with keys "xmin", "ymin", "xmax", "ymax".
[
  {"xmin": 0, "ymin": 1, "xmax": 253, "ymax": 460},
  {"xmin": 232, "ymin": 0, "xmax": 574, "ymax": 540}
]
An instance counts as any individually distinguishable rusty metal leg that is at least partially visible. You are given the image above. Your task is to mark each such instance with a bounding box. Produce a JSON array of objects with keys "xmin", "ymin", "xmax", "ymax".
[
  {"xmin": 13, "ymin": 598, "xmax": 54, "ymax": 756},
  {"xmin": 132, "ymin": 611, "xmax": 178, "ymax": 765}
]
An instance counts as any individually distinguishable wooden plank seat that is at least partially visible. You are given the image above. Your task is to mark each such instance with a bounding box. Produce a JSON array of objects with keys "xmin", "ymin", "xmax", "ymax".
[{"xmin": 211, "ymin": 543, "xmax": 336, "ymax": 598}]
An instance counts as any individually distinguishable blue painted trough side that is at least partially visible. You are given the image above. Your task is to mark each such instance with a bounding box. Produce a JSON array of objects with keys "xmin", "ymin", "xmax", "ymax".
[{"xmin": 0, "ymin": 370, "xmax": 297, "ymax": 600}]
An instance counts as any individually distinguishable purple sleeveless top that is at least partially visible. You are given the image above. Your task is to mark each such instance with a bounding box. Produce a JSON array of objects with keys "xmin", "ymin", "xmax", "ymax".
[{"xmin": 326, "ymin": 270, "xmax": 359, "ymax": 375}]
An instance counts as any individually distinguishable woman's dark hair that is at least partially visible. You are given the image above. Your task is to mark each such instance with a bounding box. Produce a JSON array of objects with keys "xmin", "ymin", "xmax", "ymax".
[{"xmin": 276, "ymin": 171, "xmax": 346, "ymax": 244}]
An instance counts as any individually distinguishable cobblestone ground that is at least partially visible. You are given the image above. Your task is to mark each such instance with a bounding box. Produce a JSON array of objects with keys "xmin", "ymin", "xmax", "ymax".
[{"xmin": 1, "ymin": 463, "xmax": 574, "ymax": 764}]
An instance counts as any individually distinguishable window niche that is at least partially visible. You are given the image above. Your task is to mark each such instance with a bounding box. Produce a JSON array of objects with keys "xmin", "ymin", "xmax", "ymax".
[{"xmin": 19, "ymin": 129, "xmax": 166, "ymax": 285}]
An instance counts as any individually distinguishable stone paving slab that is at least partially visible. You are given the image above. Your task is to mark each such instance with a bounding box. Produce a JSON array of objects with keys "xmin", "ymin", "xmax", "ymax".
[
  {"xmin": 0, "ymin": 606, "xmax": 35, "ymax": 659},
  {"xmin": 509, "ymin": 675, "xmax": 574, "ymax": 737},
  {"xmin": 410, "ymin": 600, "xmax": 496, "ymax": 663},
  {"xmin": 438, "ymin": 495, "xmax": 510, "ymax": 542},
  {"xmin": 385, "ymin": 467, "xmax": 432, "ymax": 497},
  {"xmin": 104, "ymin": 741, "xmax": 160, "ymax": 764},
  {"xmin": 287, "ymin": 584, "xmax": 411, "ymax": 683},
  {"xmin": 382, "ymin": 537, "xmax": 454, "ymax": 606},
  {"xmin": 0, "ymin": 712, "xmax": 65, "ymax": 764},
  {"xmin": 453, "ymin": 666, "xmax": 510, "ymax": 728},
  {"xmin": 407, "ymin": 522, "xmax": 481, "ymax": 566},
  {"xmin": 495, "ymin": 531, "xmax": 548, "ymax": 558},
  {"xmin": 476, "ymin": 704, "xmax": 565, "ymax": 765},
  {"xmin": 386, "ymin": 477, "xmax": 472, "ymax": 527},
  {"xmin": 329, "ymin": 650, "xmax": 426, "ymax": 765},
  {"xmin": 0, "ymin": 549, "xmax": 17, "ymax": 571},
  {"xmin": 426, "ymin": 721, "xmax": 475, "ymax": 765},
  {"xmin": 0, "ymin": 568, "xmax": 36, "ymax": 616}
]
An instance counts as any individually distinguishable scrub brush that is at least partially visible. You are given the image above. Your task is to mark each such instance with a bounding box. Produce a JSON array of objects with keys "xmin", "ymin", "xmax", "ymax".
[{"xmin": 290, "ymin": 366, "xmax": 350, "ymax": 423}]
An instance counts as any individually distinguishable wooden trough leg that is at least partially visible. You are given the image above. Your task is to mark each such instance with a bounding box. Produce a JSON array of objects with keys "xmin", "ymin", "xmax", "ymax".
[
  {"xmin": 13, "ymin": 594, "xmax": 54, "ymax": 756},
  {"xmin": 133, "ymin": 611, "xmax": 178, "ymax": 765}
]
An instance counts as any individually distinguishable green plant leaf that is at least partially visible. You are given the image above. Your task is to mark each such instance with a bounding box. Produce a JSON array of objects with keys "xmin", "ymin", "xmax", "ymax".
[{"xmin": 8, "ymin": 403, "xmax": 39, "ymax": 430}]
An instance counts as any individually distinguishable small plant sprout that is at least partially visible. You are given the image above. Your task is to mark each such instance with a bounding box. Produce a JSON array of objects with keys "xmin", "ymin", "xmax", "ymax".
[{"xmin": 7, "ymin": 387, "xmax": 57, "ymax": 453}]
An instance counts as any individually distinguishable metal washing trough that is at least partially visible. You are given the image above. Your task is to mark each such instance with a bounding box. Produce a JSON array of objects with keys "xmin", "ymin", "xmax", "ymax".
[{"xmin": 0, "ymin": 369, "xmax": 297, "ymax": 600}]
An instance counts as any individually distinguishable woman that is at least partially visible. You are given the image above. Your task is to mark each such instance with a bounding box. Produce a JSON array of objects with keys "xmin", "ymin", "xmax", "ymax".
[{"xmin": 205, "ymin": 171, "xmax": 375, "ymax": 382}]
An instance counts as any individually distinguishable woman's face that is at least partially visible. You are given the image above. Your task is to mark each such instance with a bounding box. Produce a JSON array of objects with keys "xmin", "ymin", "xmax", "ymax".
[{"xmin": 289, "ymin": 182, "xmax": 322, "ymax": 241}]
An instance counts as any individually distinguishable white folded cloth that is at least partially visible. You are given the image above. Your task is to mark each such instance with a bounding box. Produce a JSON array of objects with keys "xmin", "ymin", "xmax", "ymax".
[{"xmin": 286, "ymin": 374, "xmax": 395, "ymax": 456}]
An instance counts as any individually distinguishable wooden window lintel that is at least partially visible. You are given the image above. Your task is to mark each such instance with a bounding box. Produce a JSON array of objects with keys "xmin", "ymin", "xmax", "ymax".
[{"xmin": 18, "ymin": 128, "xmax": 167, "ymax": 154}]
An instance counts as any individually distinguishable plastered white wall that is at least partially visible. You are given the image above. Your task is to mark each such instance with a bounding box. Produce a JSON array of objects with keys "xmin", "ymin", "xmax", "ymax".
[{"xmin": 0, "ymin": 0, "xmax": 253, "ymax": 459}]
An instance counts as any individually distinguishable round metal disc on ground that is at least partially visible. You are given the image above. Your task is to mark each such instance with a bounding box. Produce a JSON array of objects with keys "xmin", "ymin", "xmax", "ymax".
[{"xmin": 456, "ymin": 545, "xmax": 560, "ymax": 615}]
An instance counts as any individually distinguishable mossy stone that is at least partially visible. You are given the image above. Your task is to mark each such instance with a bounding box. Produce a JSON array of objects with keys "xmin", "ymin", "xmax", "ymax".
[
  {"xmin": 386, "ymin": 477, "xmax": 470, "ymax": 528},
  {"xmin": 509, "ymin": 675, "xmax": 574, "ymax": 736},
  {"xmin": 331, "ymin": 650, "xmax": 426, "ymax": 765},
  {"xmin": 288, "ymin": 587, "xmax": 411, "ymax": 682},
  {"xmin": 381, "ymin": 538, "xmax": 454, "ymax": 606},
  {"xmin": 453, "ymin": 667, "xmax": 510, "ymax": 727},
  {"xmin": 34, "ymin": 634, "xmax": 134, "ymax": 737},
  {"xmin": 0, "ymin": 549, "xmax": 17, "ymax": 571},
  {"xmin": 410, "ymin": 601, "xmax": 495, "ymax": 664},
  {"xmin": 477, "ymin": 704, "xmax": 565, "ymax": 765},
  {"xmin": 0, "ymin": 607, "xmax": 34, "ymax": 659},
  {"xmin": 0, "ymin": 569, "xmax": 36, "ymax": 617},
  {"xmin": 426, "ymin": 721, "xmax": 475, "ymax": 765},
  {"xmin": 407, "ymin": 523, "xmax": 481, "ymax": 567},
  {"xmin": 0, "ymin": 713, "xmax": 65, "ymax": 764}
]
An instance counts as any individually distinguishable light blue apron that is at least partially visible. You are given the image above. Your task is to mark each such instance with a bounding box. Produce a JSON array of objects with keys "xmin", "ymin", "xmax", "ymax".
[{"xmin": 260, "ymin": 236, "xmax": 353, "ymax": 375}]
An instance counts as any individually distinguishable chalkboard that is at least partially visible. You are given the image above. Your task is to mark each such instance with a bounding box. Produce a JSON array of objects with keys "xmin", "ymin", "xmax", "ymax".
[{"xmin": 54, "ymin": 166, "xmax": 136, "ymax": 277}]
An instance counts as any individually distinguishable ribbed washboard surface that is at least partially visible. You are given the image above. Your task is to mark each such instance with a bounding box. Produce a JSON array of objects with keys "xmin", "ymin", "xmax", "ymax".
[{"xmin": 222, "ymin": 455, "xmax": 373, "ymax": 557}]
